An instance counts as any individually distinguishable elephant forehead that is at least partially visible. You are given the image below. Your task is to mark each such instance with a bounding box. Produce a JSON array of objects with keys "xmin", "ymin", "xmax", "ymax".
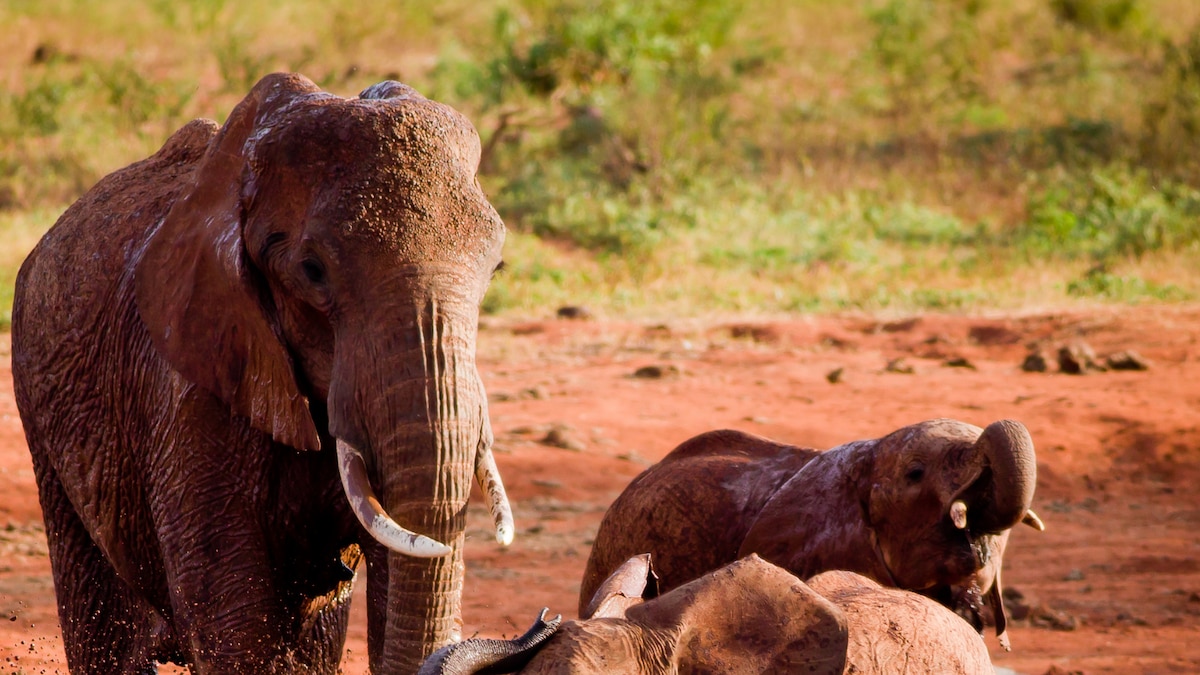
[
  {"xmin": 881, "ymin": 419, "xmax": 984, "ymax": 461},
  {"xmin": 253, "ymin": 98, "xmax": 503, "ymax": 260}
]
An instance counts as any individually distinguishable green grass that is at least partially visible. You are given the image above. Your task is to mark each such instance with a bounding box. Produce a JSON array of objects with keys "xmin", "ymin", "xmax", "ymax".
[
  {"xmin": 0, "ymin": 207, "xmax": 59, "ymax": 329},
  {"xmin": 2, "ymin": 0, "xmax": 1200, "ymax": 323}
]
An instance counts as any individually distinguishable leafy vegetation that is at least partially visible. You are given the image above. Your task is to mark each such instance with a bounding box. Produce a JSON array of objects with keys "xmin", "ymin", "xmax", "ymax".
[{"xmin": 2, "ymin": 0, "xmax": 1199, "ymax": 326}]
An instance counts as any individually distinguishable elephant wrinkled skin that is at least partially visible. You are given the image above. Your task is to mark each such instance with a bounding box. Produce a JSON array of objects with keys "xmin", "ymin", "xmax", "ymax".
[
  {"xmin": 580, "ymin": 418, "xmax": 1043, "ymax": 648},
  {"xmin": 422, "ymin": 556, "xmax": 992, "ymax": 675},
  {"xmin": 12, "ymin": 73, "xmax": 512, "ymax": 674}
]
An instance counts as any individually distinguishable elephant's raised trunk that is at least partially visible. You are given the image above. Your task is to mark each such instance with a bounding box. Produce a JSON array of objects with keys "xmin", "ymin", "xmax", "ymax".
[{"xmin": 954, "ymin": 420, "xmax": 1037, "ymax": 535}]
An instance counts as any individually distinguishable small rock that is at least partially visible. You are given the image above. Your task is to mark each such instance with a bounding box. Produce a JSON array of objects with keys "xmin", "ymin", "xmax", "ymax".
[
  {"xmin": 885, "ymin": 358, "xmax": 914, "ymax": 374},
  {"xmin": 617, "ymin": 451, "xmax": 651, "ymax": 465},
  {"xmin": 968, "ymin": 324, "xmax": 1022, "ymax": 345},
  {"xmin": 531, "ymin": 479, "xmax": 562, "ymax": 489},
  {"xmin": 1030, "ymin": 604, "xmax": 1080, "ymax": 631},
  {"xmin": 1022, "ymin": 350, "xmax": 1049, "ymax": 372},
  {"xmin": 540, "ymin": 425, "xmax": 585, "ymax": 452},
  {"xmin": 1065, "ymin": 568, "xmax": 1085, "ymax": 581},
  {"xmin": 1003, "ymin": 586, "xmax": 1032, "ymax": 621},
  {"xmin": 633, "ymin": 364, "xmax": 680, "ymax": 379},
  {"xmin": 1058, "ymin": 342, "xmax": 1105, "ymax": 375},
  {"xmin": 556, "ymin": 306, "xmax": 591, "ymax": 320},
  {"xmin": 943, "ymin": 356, "xmax": 976, "ymax": 370},
  {"xmin": 1105, "ymin": 350, "xmax": 1150, "ymax": 371},
  {"xmin": 1040, "ymin": 666, "xmax": 1085, "ymax": 675},
  {"xmin": 519, "ymin": 386, "xmax": 549, "ymax": 400},
  {"xmin": 743, "ymin": 416, "xmax": 771, "ymax": 424},
  {"xmin": 729, "ymin": 323, "xmax": 782, "ymax": 343},
  {"xmin": 879, "ymin": 317, "xmax": 920, "ymax": 333},
  {"xmin": 826, "ymin": 367, "xmax": 845, "ymax": 384}
]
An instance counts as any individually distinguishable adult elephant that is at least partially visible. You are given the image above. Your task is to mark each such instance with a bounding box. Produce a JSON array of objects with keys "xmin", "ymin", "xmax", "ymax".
[
  {"xmin": 12, "ymin": 72, "xmax": 513, "ymax": 674},
  {"xmin": 579, "ymin": 418, "xmax": 1044, "ymax": 649}
]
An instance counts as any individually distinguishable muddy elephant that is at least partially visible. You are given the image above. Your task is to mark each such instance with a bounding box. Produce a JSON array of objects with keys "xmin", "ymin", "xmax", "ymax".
[
  {"xmin": 12, "ymin": 73, "xmax": 513, "ymax": 674},
  {"xmin": 421, "ymin": 555, "xmax": 993, "ymax": 675},
  {"xmin": 421, "ymin": 554, "xmax": 849, "ymax": 675},
  {"xmin": 580, "ymin": 419, "xmax": 1044, "ymax": 649}
]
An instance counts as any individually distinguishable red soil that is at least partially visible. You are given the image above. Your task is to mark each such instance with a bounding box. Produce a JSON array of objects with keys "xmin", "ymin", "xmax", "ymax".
[{"xmin": 2, "ymin": 305, "xmax": 1198, "ymax": 674}]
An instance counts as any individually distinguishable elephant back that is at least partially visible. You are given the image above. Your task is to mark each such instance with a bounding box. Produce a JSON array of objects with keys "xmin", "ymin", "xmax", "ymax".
[
  {"xmin": 579, "ymin": 430, "xmax": 816, "ymax": 613},
  {"xmin": 13, "ymin": 118, "xmax": 218, "ymax": 368}
]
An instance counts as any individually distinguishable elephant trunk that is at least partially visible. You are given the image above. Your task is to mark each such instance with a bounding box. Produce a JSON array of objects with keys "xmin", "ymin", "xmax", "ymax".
[
  {"xmin": 330, "ymin": 298, "xmax": 508, "ymax": 674},
  {"xmin": 417, "ymin": 609, "xmax": 562, "ymax": 675},
  {"xmin": 955, "ymin": 419, "xmax": 1038, "ymax": 536}
]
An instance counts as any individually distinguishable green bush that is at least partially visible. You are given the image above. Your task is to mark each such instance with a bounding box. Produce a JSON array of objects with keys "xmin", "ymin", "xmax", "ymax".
[
  {"xmin": 1016, "ymin": 167, "xmax": 1200, "ymax": 263},
  {"xmin": 1066, "ymin": 267, "xmax": 1192, "ymax": 302}
]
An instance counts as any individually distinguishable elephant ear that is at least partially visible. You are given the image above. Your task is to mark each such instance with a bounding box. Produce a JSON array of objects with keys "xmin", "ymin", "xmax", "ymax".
[
  {"xmin": 582, "ymin": 553, "xmax": 659, "ymax": 620},
  {"xmin": 135, "ymin": 73, "xmax": 325, "ymax": 452}
]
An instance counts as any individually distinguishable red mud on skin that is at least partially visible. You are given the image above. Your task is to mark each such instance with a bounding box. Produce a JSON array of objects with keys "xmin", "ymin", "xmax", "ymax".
[{"xmin": 1, "ymin": 305, "xmax": 1199, "ymax": 674}]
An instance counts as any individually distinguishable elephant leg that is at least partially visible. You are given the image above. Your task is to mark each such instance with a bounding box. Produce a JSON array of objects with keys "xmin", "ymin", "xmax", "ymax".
[
  {"xmin": 34, "ymin": 453, "xmax": 161, "ymax": 674},
  {"xmin": 152, "ymin": 483, "xmax": 294, "ymax": 672},
  {"xmin": 289, "ymin": 592, "xmax": 354, "ymax": 674}
]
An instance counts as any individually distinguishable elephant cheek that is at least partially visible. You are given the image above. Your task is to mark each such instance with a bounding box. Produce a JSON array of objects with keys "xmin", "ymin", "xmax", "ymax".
[{"xmin": 888, "ymin": 529, "xmax": 976, "ymax": 590}]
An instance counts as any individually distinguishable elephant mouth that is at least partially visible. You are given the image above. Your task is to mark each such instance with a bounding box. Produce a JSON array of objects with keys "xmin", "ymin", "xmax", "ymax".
[{"xmin": 336, "ymin": 438, "xmax": 514, "ymax": 557}]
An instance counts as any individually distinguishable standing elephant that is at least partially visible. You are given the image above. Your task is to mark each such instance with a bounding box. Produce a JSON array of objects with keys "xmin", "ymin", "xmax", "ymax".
[
  {"xmin": 580, "ymin": 419, "xmax": 1044, "ymax": 648},
  {"xmin": 421, "ymin": 555, "xmax": 993, "ymax": 675},
  {"xmin": 12, "ymin": 72, "xmax": 513, "ymax": 674}
]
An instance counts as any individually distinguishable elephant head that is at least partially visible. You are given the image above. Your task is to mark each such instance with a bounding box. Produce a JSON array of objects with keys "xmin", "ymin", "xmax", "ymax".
[
  {"xmin": 133, "ymin": 73, "xmax": 512, "ymax": 671},
  {"xmin": 420, "ymin": 554, "xmax": 849, "ymax": 675},
  {"xmin": 740, "ymin": 418, "xmax": 1040, "ymax": 646}
]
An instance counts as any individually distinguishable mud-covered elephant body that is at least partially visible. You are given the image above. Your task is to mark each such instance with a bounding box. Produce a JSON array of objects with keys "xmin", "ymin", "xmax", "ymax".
[
  {"xmin": 422, "ymin": 555, "xmax": 992, "ymax": 675},
  {"xmin": 12, "ymin": 73, "xmax": 511, "ymax": 674},
  {"xmin": 423, "ymin": 554, "xmax": 850, "ymax": 675},
  {"xmin": 580, "ymin": 419, "xmax": 1042, "ymax": 646}
]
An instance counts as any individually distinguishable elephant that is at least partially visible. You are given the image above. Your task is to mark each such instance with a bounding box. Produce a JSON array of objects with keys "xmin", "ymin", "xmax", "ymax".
[
  {"xmin": 420, "ymin": 555, "xmax": 994, "ymax": 675},
  {"xmin": 11, "ymin": 72, "xmax": 514, "ymax": 674},
  {"xmin": 579, "ymin": 419, "xmax": 1045, "ymax": 650},
  {"xmin": 420, "ymin": 554, "xmax": 849, "ymax": 675}
]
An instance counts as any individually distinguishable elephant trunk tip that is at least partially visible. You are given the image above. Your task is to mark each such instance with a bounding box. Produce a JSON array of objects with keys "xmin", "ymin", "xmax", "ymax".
[{"xmin": 968, "ymin": 419, "xmax": 1037, "ymax": 534}]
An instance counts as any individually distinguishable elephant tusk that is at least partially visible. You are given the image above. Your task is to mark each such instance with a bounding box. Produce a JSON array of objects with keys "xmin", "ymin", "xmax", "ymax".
[
  {"xmin": 949, "ymin": 500, "xmax": 968, "ymax": 529},
  {"xmin": 1022, "ymin": 508, "xmax": 1046, "ymax": 531},
  {"xmin": 476, "ymin": 443, "xmax": 515, "ymax": 546},
  {"xmin": 336, "ymin": 439, "xmax": 452, "ymax": 558}
]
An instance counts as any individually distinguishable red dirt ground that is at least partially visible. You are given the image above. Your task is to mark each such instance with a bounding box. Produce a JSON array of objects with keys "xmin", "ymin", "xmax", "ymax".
[{"xmin": 2, "ymin": 305, "xmax": 1199, "ymax": 674}]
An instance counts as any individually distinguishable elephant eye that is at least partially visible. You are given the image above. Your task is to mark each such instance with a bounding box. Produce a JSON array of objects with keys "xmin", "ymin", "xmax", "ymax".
[
  {"xmin": 301, "ymin": 258, "xmax": 327, "ymax": 285},
  {"xmin": 259, "ymin": 232, "xmax": 287, "ymax": 259},
  {"xmin": 905, "ymin": 465, "xmax": 925, "ymax": 483}
]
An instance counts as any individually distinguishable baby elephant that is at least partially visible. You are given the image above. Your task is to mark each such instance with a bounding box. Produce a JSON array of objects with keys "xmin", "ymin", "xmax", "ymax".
[
  {"xmin": 581, "ymin": 418, "xmax": 1044, "ymax": 648},
  {"xmin": 420, "ymin": 555, "xmax": 992, "ymax": 675}
]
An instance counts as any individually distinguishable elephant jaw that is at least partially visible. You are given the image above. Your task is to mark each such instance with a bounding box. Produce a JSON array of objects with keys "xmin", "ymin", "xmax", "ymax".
[{"xmin": 337, "ymin": 438, "xmax": 515, "ymax": 555}]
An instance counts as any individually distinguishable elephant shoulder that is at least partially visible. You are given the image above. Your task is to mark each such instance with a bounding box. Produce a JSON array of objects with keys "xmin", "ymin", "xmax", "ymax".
[
  {"xmin": 12, "ymin": 118, "xmax": 219, "ymax": 406},
  {"xmin": 27, "ymin": 118, "xmax": 217, "ymax": 262}
]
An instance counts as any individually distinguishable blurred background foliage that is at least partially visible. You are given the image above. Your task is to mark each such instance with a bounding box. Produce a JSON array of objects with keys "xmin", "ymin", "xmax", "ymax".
[{"xmin": 2, "ymin": 0, "xmax": 1199, "ymax": 324}]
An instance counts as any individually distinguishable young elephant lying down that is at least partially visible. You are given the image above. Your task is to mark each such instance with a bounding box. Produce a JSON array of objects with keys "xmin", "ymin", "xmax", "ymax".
[
  {"xmin": 419, "ymin": 554, "xmax": 993, "ymax": 675},
  {"xmin": 580, "ymin": 418, "xmax": 1045, "ymax": 649}
]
